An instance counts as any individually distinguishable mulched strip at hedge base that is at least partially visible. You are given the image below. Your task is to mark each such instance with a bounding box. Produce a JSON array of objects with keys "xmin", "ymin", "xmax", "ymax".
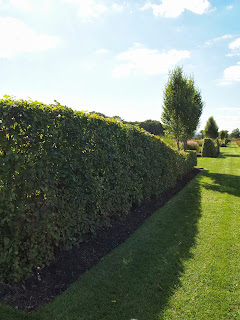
[{"xmin": 0, "ymin": 168, "xmax": 201, "ymax": 312}]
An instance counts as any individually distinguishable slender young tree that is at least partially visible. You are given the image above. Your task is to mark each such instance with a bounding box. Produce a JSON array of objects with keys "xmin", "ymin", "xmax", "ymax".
[
  {"xmin": 181, "ymin": 82, "xmax": 204, "ymax": 149},
  {"xmin": 161, "ymin": 66, "xmax": 203, "ymax": 150},
  {"xmin": 204, "ymin": 116, "xmax": 219, "ymax": 139}
]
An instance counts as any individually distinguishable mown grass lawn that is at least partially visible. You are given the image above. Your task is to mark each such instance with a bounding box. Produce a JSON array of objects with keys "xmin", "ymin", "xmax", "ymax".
[{"xmin": 1, "ymin": 142, "xmax": 240, "ymax": 320}]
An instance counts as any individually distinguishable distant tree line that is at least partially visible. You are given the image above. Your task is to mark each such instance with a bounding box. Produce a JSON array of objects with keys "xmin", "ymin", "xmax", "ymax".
[
  {"xmin": 89, "ymin": 112, "xmax": 164, "ymax": 136},
  {"xmin": 128, "ymin": 120, "xmax": 164, "ymax": 136},
  {"xmin": 230, "ymin": 128, "xmax": 240, "ymax": 139}
]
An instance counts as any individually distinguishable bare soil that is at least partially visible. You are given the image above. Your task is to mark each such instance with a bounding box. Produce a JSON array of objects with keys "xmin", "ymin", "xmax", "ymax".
[{"xmin": 236, "ymin": 140, "xmax": 240, "ymax": 147}]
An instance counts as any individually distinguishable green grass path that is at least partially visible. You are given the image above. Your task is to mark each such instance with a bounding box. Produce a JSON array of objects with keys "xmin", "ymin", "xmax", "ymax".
[{"xmin": 1, "ymin": 142, "xmax": 240, "ymax": 320}]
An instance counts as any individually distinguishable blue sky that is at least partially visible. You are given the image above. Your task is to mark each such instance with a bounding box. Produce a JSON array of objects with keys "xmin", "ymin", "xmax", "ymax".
[{"xmin": 0, "ymin": 0, "xmax": 240, "ymax": 133}]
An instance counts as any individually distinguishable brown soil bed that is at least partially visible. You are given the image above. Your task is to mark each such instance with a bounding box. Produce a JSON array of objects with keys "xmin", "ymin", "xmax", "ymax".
[{"xmin": 0, "ymin": 168, "xmax": 202, "ymax": 312}]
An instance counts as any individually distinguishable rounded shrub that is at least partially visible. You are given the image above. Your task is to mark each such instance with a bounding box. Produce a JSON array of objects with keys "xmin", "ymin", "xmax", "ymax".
[{"xmin": 202, "ymin": 138, "xmax": 217, "ymax": 157}]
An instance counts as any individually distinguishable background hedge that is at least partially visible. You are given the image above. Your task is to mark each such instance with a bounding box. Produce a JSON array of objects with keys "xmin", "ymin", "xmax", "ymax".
[{"xmin": 0, "ymin": 97, "xmax": 196, "ymax": 283}]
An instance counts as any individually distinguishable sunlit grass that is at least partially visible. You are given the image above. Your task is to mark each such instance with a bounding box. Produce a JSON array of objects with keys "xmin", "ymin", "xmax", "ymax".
[
  {"xmin": 160, "ymin": 143, "xmax": 240, "ymax": 319},
  {"xmin": 160, "ymin": 136, "xmax": 178, "ymax": 149}
]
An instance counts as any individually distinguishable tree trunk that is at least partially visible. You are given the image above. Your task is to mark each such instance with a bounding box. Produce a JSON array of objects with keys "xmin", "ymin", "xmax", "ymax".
[
  {"xmin": 183, "ymin": 139, "xmax": 187, "ymax": 150},
  {"xmin": 177, "ymin": 138, "xmax": 180, "ymax": 150}
]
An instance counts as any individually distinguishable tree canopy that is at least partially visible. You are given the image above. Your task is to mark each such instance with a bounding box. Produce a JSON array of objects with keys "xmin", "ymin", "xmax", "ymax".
[
  {"xmin": 161, "ymin": 66, "xmax": 203, "ymax": 150},
  {"xmin": 89, "ymin": 111, "xmax": 107, "ymax": 118},
  {"xmin": 230, "ymin": 128, "xmax": 240, "ymax": 139},
  {"xmin": 219, "ymin": 130, "xmax": 228, "ymax": 140},
  {"xmin": 204, "ymin": 116, "xmax": 219, "ymax": 139},
  {"xmin": 129, "ymin": 119, "xmax": 164, "ymax": 136},
  {"xmin": 139, "ymin": 120, "xmax": 164, "ymax": 135}
]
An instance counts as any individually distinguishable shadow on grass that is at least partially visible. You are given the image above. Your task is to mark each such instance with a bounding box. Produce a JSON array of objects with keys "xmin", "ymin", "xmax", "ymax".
[
  {"xmin": 219, "ymin": 154, "xmax": 240, "ymax": 158},
  {"xmin": 38, "ymin": 175, "xmax": 202, "ymax": 320},
  {"xmin": 202, "ymin": 171, "xmax": 240, "ymax": 197},
  {"xmin": 0, "ymin": 305, "xmax": 33, "ymax": 320},
  {"xmin": 226, "ymin": 154, "xmax": 240, "ymax": 157}
]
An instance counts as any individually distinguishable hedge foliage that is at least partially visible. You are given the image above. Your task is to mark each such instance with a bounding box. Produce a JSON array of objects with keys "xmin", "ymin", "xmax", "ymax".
[
  {"xmin": 0, "ymin": 97, "xmax": 196, "ymax": 283},
  {"xmin": 202, "ymin": 138, "xmax": 220, "ymax": 157}
]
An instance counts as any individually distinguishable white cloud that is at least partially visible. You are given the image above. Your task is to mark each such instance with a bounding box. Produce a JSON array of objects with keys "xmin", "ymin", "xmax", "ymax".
[
  {"xmin": 63, "ymin": 0, "xmax": 110, "ymax": 18},
  {"xmin": 227, "ymin": 38, "xmax": 240, "ymax": 56},
  {"xmin": 112, "ymin": 43, "xmax": 190, "ymax": 78},
  {"xmin": 226, "ymin": 53, "xmax": 240, "ymax": 57},
  {"xmin": 111, "ymin": 3, "xmax": 124, "ymax": 12},
  {"xmin": 229, "ymin": 38, "xmax": 240, "ymax": 50},
  {"xmin": 222, "ymin": 62, "xmax": 240, "ymax": 84},
  {"xmin": 95, "ymin": 48, "xmax": 110, "ymax": 54},
  {"xmin": 8, "ymin": 0, "xmax": 32, "ymax": 11},
  {"xmin": 0, "ymin": 0, "xmax": 53, "ymax": 12},
  {"xmin": 0, "ymin": 17, "xmax": 59, "ymax": 58},
  {"xmin": 215, "ymin": 116, "xmax": 240, "ymax": 131},
  {"xmin": 63, "ymin": 0, "xmax": 126, "ymax": 18},
  {"xmin": 219, "ymin": 107, "xmax": 240, "ymax": 111},
  {"xmin": 205, "ymin": 34, "xmax": 233, "ymax": 47},
  {"xmin": 140, "ymin": 0, "xmax": 213, "ymax": 18},
  {"xmin": 113, "ymin": 63, "xmax": 135, "ymax": 78},
  {"xmin": 226, "ymin": 5, "xmax": 233, "ymax": 10}
]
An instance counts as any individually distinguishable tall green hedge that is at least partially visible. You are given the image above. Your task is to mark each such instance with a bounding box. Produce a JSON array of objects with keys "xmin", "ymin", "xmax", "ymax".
[{"xmin": 0, "ymin": 97, "xmax": 196, "ymax": 283}]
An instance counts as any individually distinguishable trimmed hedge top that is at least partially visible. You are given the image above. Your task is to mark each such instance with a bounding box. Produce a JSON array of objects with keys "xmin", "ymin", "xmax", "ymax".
[{"xmin": 0, "ymin": 97, "xmax": 196, "ymax": 283}]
